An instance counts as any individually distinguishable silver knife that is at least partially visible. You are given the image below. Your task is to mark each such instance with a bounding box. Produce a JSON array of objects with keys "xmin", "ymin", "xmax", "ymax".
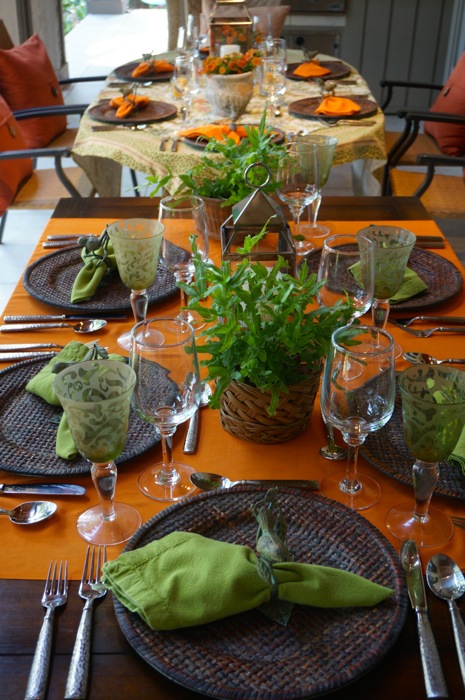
[
  {"xmin": 0, "ymin": 343, "xmax": 63, "ymax": 350},
  {"xmin": 400, "ymin": 539, "xmax": 449, "ymax": 699},
  {"xmin": 0, "ymin": 483, "xmax": 86, "ymax": 496},
  {"xmin": 3, "ymin": 314, "xmax": 128, "ymax": 322},
  {"xmin": 0, "ymin": 352, "xmax": 58, "ymax": 361}
]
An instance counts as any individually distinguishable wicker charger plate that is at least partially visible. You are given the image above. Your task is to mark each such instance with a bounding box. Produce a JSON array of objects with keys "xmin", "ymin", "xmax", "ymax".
[
  {"xmin": 113, "ymin": 486, "xmax": 407, "ymax": 700},
  {"xmin": 288, "ymin": 96, "xmax": 378, "ymax": 121},
  {"xmin": 286, "ymin": 60, "xmax": 351, "ymax": 82},
  {"xmin": 361, "ymin": 389, "xmax": 465, "ymax": 500},
  {"xmin": 88, "ymin": 100, "xmax": 177, "ymax": 125},
  {"xmin": 0, "ymin": 357, "xmax": 159, "ymax": 476},
  {"xmin": 113, "ymin": 60, "xmax": 174, "ymax": 83},
  {"xmin": 301, "ymin": 246, "xmax": 463, "ymax": 311},
  {"xmin": 23, "ymin": 245, "xmax": 179, "ymax": 313}
]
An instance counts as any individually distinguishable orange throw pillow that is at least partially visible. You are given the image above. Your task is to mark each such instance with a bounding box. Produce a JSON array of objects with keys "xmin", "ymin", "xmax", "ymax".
[
  {"xmin": 0, "ymin": 34, "xmax": 66, "ymax": 148},
  {"xmin": 0, "ymin": 95, "xmax": 33, "ymax": 215},
  {"xmin": 424, "ymin": 51, "xmax": 465, "ymax": 155}
]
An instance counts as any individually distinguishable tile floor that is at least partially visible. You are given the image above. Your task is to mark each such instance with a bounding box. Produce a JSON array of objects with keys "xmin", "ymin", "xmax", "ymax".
[{"xmin": 1, "ymin": 8, "xmax": 463, "ymax": 315}]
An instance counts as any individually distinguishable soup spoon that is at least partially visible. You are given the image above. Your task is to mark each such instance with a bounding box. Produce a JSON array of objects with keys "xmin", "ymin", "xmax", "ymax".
[
  {"xmin": 190, "ymin": 472, "xmax": 319, "ymax": 492},
  {"xmin": 0, "ymin": 501, "xmax": 57, "ymax": 524},
  {"xmin": 0, "ymin": 319, "xmax": 107, "ymax": 334},
  {"xmin": 403, "ymin": 351, "xmax": 465, "ymax": 366},
  {"xmin": 426, "ymin": 553, "xmax": 465, "ymax": 685}
]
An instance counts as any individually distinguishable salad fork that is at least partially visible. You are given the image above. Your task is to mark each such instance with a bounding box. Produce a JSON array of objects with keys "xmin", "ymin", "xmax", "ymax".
[
  {"xmin": 65, "ymin": 545, "xmax": 107, "ymax": 699},
  {"xmin": 391, "ymin": 315, "xmax": 465, "ymax": 328},
  {"xmin": 25, "ymin": 560, "xmax": 68, "ymax": 700},
  {"xmin": 388, "ymin": 321, "xmax": 465, "ymax": 338}
]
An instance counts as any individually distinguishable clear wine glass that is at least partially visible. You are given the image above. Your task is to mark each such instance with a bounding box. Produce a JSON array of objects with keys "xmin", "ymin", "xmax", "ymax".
[
  {"xmin": 186, "ymin": 13, "xmax": 208, "ymax": 55},
  {"xmin": 158, "ymin": 194, "xmax": 209, "ymax": 330},
  {"xmin": 320, "ymin": 325, "xmax": 396, "ymax": 510},
  {"xmin": 106, "ymin": 218, "xmax": 164, "ymax": 351},
  {"xmin": 130, "ymin": 317, "xmax": 201, "ymax": 502},
  {"xmin": 317, "ymin": 234, "xmax": 375, "ymax": 460},
  {"xmin": 261, "ymin": 55, "xmax": 287, "ymax": 123},
  {"xmin": 386, "ymin": 364, "xmax": 465, "ymax": 547},
  {"xmin": 53, "ymin": 360, "xmax": 141, "ymax": 545},
  {"xmin": 356, "ymin": 225, "xmax": 416, "ymax": 358},
  {"xmin": 173, "ymin": 53, "xmax": 200, "ymax": 123},
  {"xmin": 276, "ymin": 141, "xmax": 319, "ymax": 254},
  {"xmin": 297, "ymin": 134, "xmax": 338, "ymax": 239}
]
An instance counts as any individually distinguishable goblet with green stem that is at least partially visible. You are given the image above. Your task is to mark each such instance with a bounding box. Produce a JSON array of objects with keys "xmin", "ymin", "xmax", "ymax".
[
  {"xmin": 320, "ymin": 325, "xmax": 396, "ymax": 510},
  {"xmin": 53, "ymin": 360, "xmax": 141, "ymax": 545},
  {"xmin": 106, "ymin": 218, "xmax": 164, "ymax": 351},
  {"xmin": 386, "ymin": 364, "xmax": 465, "ymax": 547}
]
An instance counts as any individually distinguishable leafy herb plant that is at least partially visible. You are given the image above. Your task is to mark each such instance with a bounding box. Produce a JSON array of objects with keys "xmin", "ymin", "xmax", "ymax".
[{"xmin": 181, "ymin": 232, "xmax": 355, "ymax": 415}]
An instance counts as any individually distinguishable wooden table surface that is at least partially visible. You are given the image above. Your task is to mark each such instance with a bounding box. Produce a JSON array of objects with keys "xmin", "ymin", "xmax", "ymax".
[{"xmin": 0, "ymin": 196, "xmax": 462, "ymax": 700}]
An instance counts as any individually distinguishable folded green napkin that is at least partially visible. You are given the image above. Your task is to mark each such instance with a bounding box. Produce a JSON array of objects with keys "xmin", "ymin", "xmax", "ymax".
[
  {"xmin": 71, "ymin": 240, "xmax": 116, "ymax": 304},
  {"xmin": 350, "ymin": 262, "xmax": 428, "ymax": 303},
  {"xmin": 102, "ymin": 531, "xmax": 394, "ymax": 630},
  {"xmin": 26, "ymin": 341, "xmax": 124, "ymax": 459},
  {"xmin": 447, "ymin": 424, "xmax": 465, "ymax": 475}
]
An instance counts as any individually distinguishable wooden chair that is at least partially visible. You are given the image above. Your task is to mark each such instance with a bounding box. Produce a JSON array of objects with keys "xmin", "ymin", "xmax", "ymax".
[{"xmin": 389, "ymin": 152, "xmax": 465, "ymax": 219}]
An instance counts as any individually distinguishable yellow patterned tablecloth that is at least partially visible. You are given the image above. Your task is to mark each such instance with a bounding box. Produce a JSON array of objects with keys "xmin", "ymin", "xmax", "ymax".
[{"xmin": 71, "ymin": 51, "xmax": 387, "ymax": 197}]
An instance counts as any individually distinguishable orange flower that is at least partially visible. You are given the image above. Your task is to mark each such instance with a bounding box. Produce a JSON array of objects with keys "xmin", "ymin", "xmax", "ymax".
[{"xmin": 201, "ymin": 50, "xmax": 261, "ymax": 75}]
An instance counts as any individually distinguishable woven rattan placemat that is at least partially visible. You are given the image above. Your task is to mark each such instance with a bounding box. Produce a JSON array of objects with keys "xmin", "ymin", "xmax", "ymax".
[
  {"xmin": 361, "ymin": 390, "xmax": 465, "ymax": 500},
  {"xmin": 302, "ymin": 246, "xmax": 463, "ymax": 311},
  {"xmin": 0, "ymin": 357, "xmax": 159, "ymax": 476},
  {"xmin": 23, "ymin": 246, "xmax": 179, "ymax": 314},
  {"xmin": 113, "ymin": 486, "xmax": 407, "ymax": 700}
]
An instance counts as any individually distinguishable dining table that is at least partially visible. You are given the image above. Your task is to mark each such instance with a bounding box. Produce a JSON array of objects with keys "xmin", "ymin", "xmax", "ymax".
[
  {"xmin": 70, "ymin": 50, "xmax": 387, "ymax": 199},
  {"xmin": 1, "ymin": 195, "xmax": 465, "ymax": 700}
]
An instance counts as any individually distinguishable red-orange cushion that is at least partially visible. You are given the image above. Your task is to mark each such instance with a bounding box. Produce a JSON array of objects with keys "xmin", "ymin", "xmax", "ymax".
[
  {"xmin": 424, "ymin": 51, "xmax": 465, "ymax": 155},
  {"xmin": 0, "ymin": 34, "xmax": 66, "ymax": 148},
  {"xmin": 0, "ymin": 95, "xmax": 33, "ymax": 215}
]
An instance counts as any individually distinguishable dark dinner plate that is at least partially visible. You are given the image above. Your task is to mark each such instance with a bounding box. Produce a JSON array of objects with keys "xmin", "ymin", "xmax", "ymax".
[
  {"xmin": 0, "ymin": 357, "xmax": 159, "ymax": 476},
  {"xmin": 113, "ymin": 486, "xmax": 407, "ymax": 700},
  {"xmin": 286, "ymin": 60, "xmax": 351, "ymax": 82},
  {"xmin": 23, "ymin": 245, "xmax": 179, "ymax": 314},
  {"xmin": 88, "ymin": 100, "xmax": 177, "ymax": 125},
  {"xmin": 113, "ymin": 59, "xmax": 174, "ymax": 83},
  {"xmin": 288, "ymin": 95, "xmax": 379, "ymax": 120}
]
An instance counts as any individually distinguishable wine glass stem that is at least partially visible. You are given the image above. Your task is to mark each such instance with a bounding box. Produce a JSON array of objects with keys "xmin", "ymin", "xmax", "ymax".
[
  {"xmin": 157, "ymin": 432, "xmax": 181, "ymax": 487},
  {"xmin": 91, "ymin": 462, "xmax": 117, "ymax": 521},
  {"xmin": 412, "ymin": 459, "xmax": 438, "ymax": 522},
  {"xmin": 372, "ymin": 298, "xmax": 390, "ymax": 329},
  {"xmin": 339, "ymin": 440, "xmax": 363, "ymax": 494},
  {"xmin": 309, "ymin": 192, "xmax": 321, "ymax": 228},
  {"xmin": 130, "ymin": 288, "xmax": 148, "ymax": 325}
]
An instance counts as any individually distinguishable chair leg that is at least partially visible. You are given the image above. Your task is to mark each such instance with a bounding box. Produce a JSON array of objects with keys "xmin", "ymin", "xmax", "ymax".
[
  {"xmin": 130, "ymin": 169, "xmax": 140, "ymax": 197},
  {"xmin": 0, "ymin": 210, "xmax": 7, "ymax": 244}
]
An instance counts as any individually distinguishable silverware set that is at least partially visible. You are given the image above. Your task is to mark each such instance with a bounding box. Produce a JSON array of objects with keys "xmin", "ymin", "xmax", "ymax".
[
  {"xmin": 159, "ymin": 134, "xmax": 179, "ymax": 151},
  {"xmin": 389, "ymin": 315, "xmax": 465, "ymax": 337},
  {"xmin": 25, "ymin": 547, "xmax": 107, "ymax": 700}
]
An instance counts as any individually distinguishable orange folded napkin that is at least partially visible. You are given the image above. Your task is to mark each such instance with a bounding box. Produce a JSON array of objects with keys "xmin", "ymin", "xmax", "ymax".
[
  {"xmin": 153, "ymin": 59, "xmax": 174, "ymax": 73},
  {"xmin": 131, "ymin": 59, "xmax": 173, "ymax": 78},
  {"xmin": 293, "ymin": 62, "xmax": 331, "ymax": 78},
  {"xmin": 315, "ymin": 96, "xmax": 361, "ymax": 116},
  {"xmin": 179, "ymin": 124, "xmax": 241, "ymax": 143},
  {"xmin": 109, "ymin": 94, "xmax": 150, "ymax": 119},
  {"xmin": 131, "ymin": 61, "xmax": 152, "ymax": 78}
]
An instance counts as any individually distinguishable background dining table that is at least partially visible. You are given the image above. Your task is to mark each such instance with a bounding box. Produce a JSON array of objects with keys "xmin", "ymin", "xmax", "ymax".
[
  {"xmin": 0, "ymin": 196, "xmax": 464, "ymax": 699},
  {"xmin": 71, "ymin": 50, "xmax": 387, "ymax": 199}
]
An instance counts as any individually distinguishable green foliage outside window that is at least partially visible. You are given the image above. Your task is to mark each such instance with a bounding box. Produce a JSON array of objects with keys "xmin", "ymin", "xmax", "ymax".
[{"xmin": 62, "ymin": 0, "xmax": 87, "ymax": 35}]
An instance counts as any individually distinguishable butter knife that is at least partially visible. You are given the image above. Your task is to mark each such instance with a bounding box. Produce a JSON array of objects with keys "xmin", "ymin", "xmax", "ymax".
[
  {"xmin": 0, "ymin": 483, "xmax": 86, "ymax": 496},
  {"xmin": 4, "ymin": 314, "xmax": 127, "ymax": 322},
  {"xmin": 400, "ymin": 539, "xmax": 449, "ymax": 699},
  {"xmin": 0, "ymin": 352, "xmax": 58, "ymax": 361}
]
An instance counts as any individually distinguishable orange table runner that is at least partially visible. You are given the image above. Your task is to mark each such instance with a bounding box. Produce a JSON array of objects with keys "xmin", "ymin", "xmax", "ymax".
[{"xmin": 1, "ymin": 218, "xmax": 465, "ymax": 579}]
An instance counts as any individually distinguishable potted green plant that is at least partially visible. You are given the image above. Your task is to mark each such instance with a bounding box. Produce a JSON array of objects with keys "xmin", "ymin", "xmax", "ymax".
[
  {"xmin": 145, "ymin": 109, "xmax": 288, "ymax": 239},
  {"xmin": 181, "ymin": 231, "xmax": 355, "ymax": 444}
]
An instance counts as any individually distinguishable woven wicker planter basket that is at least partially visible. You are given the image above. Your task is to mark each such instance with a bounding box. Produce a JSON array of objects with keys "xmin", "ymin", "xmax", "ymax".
[
  {"xmin": 202, "ymin": 196, "xmax": 233, "ymax": 240},
  {"xmin": 220, "ymin": 368, "xmax": 322, "ymax": 444}
]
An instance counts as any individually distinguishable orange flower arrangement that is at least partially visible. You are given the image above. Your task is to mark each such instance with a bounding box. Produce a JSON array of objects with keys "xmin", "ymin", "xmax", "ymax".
[{"xmin": 202, "ymin": 49, "xmax": 261, "ymax": 75}]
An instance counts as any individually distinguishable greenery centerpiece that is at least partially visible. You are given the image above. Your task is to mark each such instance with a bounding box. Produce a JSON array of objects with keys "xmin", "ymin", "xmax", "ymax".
[
  {"xmin": 181, "ymin": 231, "xmax": 355, "ymax": 443},
  {"xmin": 145, "ymin": 110, "xmax": 288, "ymax": 238}
]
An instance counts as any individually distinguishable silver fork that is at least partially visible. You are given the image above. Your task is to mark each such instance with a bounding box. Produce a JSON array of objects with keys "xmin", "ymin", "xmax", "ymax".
[
  {"xmin": 25, "ymin": 560, "xmax": 68, "ymax": 700},
  {"xmin": 391, "ymin": 315, "xmax": 465, "ymax": 328},
  {"xmin": 451, "ymin": 516, "xmax": 465, "ymax": 529},
  {"xmin": 388, "ymin": 322, "xmax": 465, "ymax": 338},
  {"xmin": 65, "ymin": 545, "xmax": 107, "ymax": 699}
]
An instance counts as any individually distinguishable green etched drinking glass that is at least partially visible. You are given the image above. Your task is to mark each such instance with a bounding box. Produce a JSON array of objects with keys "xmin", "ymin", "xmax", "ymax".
[
  {"xmin": 53, "ymin": 360, "xmax": 141, "ymax": 545},
  {"xmin": 386, "ymin": 364, "xmax": 465, "ymax": 547},
  {"xmin": 107, "ymin": 218, "xmax": 164, "ymax": 351}
]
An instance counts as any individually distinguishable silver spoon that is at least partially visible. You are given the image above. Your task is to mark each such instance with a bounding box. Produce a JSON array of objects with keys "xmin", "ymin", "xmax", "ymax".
[
  {"xmin": 190, "ymin": 471, "xmax": 319, "ymax": 492},
  {"xmin": 403, "ymin": 351, "xmax": 465, "ymax": 366},
  {"xmin": 0, "ymin": 319, "xmax": 107, "ymax": 334},
  {"xmin": 426, "ymin": 553, "xmax": 465, "ymax": 687},
  {"xmin": 0, "ymin": 501, "xmax": 57, "ymax": 524},
  {"xmin": 183, "ymin": 383, "xmax": 213, "ymax": 454}
]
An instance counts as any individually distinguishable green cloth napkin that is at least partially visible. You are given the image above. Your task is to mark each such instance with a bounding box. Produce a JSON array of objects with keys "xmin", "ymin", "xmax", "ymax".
[
  {"xmin": 102, "ymin": 531, "xmax": 394, "ymax": 630},
  {"xmin": 350, "ymin": 262, "xmax": 428, "ymax": 303},
  {"xmin": 25, "ymin": 341, "xmax": 124, "ymax": 460},
  {"xmin": 71, "ymin": 241, "xmax": 117, "ymax": 304},
  {"xmin": 447, "ymin": 424, "xmax": 465, "ymax": 475}
]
